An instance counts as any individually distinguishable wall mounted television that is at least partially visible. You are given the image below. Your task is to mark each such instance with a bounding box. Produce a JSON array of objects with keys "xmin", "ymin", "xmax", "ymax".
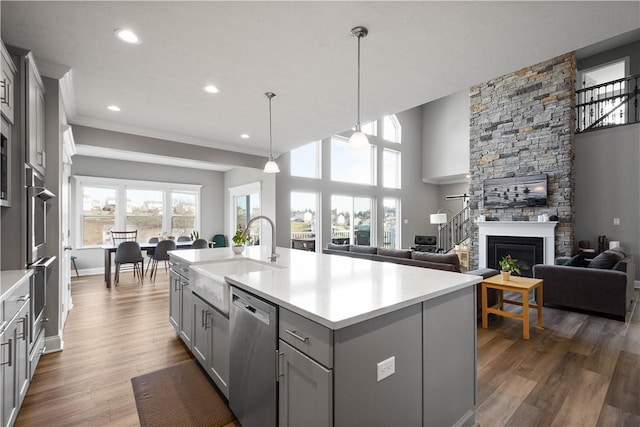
[{"xmin": 483, "ymin": 174, "xmax": 547, "ymax": 209}]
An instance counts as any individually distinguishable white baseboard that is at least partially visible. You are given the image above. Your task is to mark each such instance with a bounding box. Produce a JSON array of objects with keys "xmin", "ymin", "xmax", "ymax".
[{"xmin": 44, "ymin": 335, "xmax": 64, "ymax": 353}]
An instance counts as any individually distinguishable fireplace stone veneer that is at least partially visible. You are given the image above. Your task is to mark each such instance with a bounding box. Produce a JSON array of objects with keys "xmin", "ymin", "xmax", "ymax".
[{"xmin": 478, "ymin": 221, "xmax": 557, "ymax": 269}]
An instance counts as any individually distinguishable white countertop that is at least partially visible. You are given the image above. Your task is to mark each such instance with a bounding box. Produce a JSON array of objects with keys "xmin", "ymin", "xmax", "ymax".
[
  {"xmin": 0, "ymin": 269, "xmax": 33, "ymax": 301},
  {"xmin": 170, "ymin": 246, "xmax": 481, "ymax": 330}
]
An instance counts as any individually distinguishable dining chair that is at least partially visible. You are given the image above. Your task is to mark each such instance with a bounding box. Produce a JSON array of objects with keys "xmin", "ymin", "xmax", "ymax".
[
  {"xmin": 145, "ymin": 237, "xmax": 159, "ymax": 275},
  {"xmin": 212, "ymin": 234, "xmax": 228, "ymax": 248},
  {"xmin": 114, "ymin": 241, "xmax": 144, "ymax": 286},
  {"xmin": 177, "ymin": 236, "xmax": 191, "ymax": 242},
  {"xmin": 191, "ymin": 238, "xmax": 209, "ymax": 249},
  {"xmin": 149, "ymin": 239, "xmax": 177, "ymax": 282},
  {"xmin": 111, "ymin": 230, "xmax": 137, "ymax": 245}
]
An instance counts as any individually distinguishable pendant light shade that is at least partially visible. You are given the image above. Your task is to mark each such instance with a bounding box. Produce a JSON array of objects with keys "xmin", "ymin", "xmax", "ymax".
[
  {"xmin": 348, "ymin": 26, "xmax": 369, "ymax": 150},
  {"xmin": 263, "ymin": 92, "xmax": 280, "ymax": 173}
]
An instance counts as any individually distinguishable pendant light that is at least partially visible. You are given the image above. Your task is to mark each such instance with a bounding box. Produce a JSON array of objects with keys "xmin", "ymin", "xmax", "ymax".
[
  {"xmin": 263, "ymin": 92, "xmax": 280, "ymax": 173},
  {"xmin": 348, "ymin": 26, "xmax": 369, "ymax": 150}
]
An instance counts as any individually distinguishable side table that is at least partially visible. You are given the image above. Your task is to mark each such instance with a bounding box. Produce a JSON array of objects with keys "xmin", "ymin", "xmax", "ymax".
[{"xmin": 481, "ymin": 275, "xmax": 543, "ymax": 339}]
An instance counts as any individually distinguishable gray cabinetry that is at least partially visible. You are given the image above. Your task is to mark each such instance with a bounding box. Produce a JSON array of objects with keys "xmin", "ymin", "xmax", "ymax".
[
  {"xmin": 1, "ymin": 274, "xmax": 31, "ymax": 427},
  {"xmin": 169, "ymin": 259, "xmax": 192, "ymax": 349},
  {"xmin": 0, "ymin": 40, "xmax": 17, "ymax": 124},
  {"xmin": 278, "ymin": 339, "xmax": 332, "ymax": 427},
  {"xmin": 25, "ymin": 52, "xmax": 45, "ymax": 175},
  {"xmin": 192, "ymin": 293, "xmax": 229, "ymax": 397}
]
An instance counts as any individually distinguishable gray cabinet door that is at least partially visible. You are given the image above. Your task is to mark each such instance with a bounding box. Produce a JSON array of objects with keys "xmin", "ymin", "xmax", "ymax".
[
  {"xmin": 179, "ymin": 278, "xmax": 192, "ymax": 348},
  {"xmin": 16, "ymin": 306, "xmax": 29, "ymax": 407},
  {"xmin": 168, "ymin": 271, "xmax": 181, "ymax": 333},
  {"xmin": 278, "ymin": 340, "xmax": 332, "ymax": 427},
  {"xmin": 2, "ymin": 321, "xmax": 18, "ymax": 427},
  {"xmin": 209, "ymin": 307, "xmax": 229, "ymax": 398},
  {"xmin": 191, "ymin": 294, "xmax": 210, "ymax": 368}
]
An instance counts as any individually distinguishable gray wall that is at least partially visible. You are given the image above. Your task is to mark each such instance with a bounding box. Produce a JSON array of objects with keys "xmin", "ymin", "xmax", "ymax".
[
  {"xmin": 437, "ymin": 182, "xmax": 470, "ymax": 217},
  {"xmin": 275, "ymin": 106, "xmax": 440, "ymax": 250},
  {"xmin": 577, "ymin": 40, "xmax": 640, "ymax": 76},
  {"xmin": 422, "ymin": 90, "xmax": 470, "ymax": 183},
  {"xmin": 70, "ymin": 156, "xmax": 225, "ymax": 272},
  {"xmin": 575, "ymin": 123, "xmax": 640, "ymax": 280}
]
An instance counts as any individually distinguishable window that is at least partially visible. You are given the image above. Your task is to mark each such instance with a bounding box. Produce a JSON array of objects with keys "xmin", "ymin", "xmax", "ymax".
[
  {"xmin": 126, "ymin": 189, "xmax": 163, "ymax": 242},
  {"xmin": 290, "ymin": 191, "xmax": 319, "ymax": 251},
  {"xmin": 291, "ymin": 141, "xmax": 320, "ymax": 179},
  {"xmin": 81, "ymin": 186, "xmax": 116, "ymax": 246},
  {"xmin": 229, "ymin": 182, "xmax": 262, "ymax": 245},
  {"xmin": 383, "ymin": 198, "xmax": 400, "ymax": 249},
  {"xmin": 361, "ymin": 120, "xmax": 377, "ymax": 136},
  {"xmin": 331, "ymin": 195, "xmax": 373, "ymax": 246},
  {"xmin": 171, "ymin": 191, "xmax": 197, "ymax": 238},
  {"xmin": 383, "ymin": 149, "xmax": 401, "ymax": 189},
  {"xmin": 75, "ymin": 176, "xmax": 201, "ymax": 247},
  {"xmin": 330, "ymin": 136, "xmax": 376, "ymax": 185},
  {"xmin": 382, "ymin": 114, "xmax": 401, "ymax": 143}
]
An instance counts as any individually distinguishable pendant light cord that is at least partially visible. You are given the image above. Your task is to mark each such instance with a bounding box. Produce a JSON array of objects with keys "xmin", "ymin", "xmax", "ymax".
[
  {"xmin": 356, "ymin": 33, "xmax": 361, "ymax": 132},
  {"xmin": 265, "ymin": 92, "xmax": 275, "ymax": 160}
]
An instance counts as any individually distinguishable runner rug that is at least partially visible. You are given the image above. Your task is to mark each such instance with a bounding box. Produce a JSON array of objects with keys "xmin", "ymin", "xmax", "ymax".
[{"xmin": 131, "ymin": 360, "xmax": 237, "ymax": 427}]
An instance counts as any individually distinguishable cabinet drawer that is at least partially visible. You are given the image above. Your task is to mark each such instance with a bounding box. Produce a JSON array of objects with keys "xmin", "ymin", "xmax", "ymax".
[
  {"xmin": 170, "ymin": 258, "xmax": 190, "ymax": 280},
  {"xmin": 3, "ymin": 277, "xmax": 30, "ymax": 323},
  {"xmin": 279, "ymin": 308, "xmax": 333, "ymax": 368}
]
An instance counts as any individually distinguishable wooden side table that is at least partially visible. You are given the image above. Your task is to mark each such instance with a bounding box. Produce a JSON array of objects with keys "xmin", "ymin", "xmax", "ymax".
[{"xmin": 481, "ymin": 275, "xmax": 543, "ymax": 339}]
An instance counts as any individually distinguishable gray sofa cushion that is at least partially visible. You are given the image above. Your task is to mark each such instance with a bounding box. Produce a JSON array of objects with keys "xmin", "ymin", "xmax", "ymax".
[
  {"xmin": 350, "ymin": 245, "xmax": 378, "ymax": 254},
  {"xmin": 411, "ymin": 251, "xmax": 461, "ymax": 272},
  {"xmin": 563, "ymin": 253, "xmax": 590, "ymax": 268},
  {"xmin": 588, "ymin": 251, "xmax": 620, "ymax": 269},
  {"xmin": 327, "ymin": 243, "xmax": 350, "ymax": 251},
  {"xmin": 377, "ymin": 248, "xmax": 412, "ymax": 259}
]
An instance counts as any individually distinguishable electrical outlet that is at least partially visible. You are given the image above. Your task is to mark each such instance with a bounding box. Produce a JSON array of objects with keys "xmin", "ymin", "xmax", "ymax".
[
  {"xmin": 613, "ymin": 218, "xmax": 621, "ymax": 226},
  {"xmin": 377, "ymin": 356, "xmax": 395, "ymax": 382}
]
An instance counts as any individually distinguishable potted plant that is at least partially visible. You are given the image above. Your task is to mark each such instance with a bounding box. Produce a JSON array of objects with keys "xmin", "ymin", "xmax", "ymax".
[
  {"xmin": 498, "ymin": 255, "xmax": 521, "ymax": 281},
  {"xmin": 232, "ymin": 230, "xmax": 248, "ymax": 254},
  {"xmin": 190, "ymin": 230, "xmax": 200, "ymax": 241}
]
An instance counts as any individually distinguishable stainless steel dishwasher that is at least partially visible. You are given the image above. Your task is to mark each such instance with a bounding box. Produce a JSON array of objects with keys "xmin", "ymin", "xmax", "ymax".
[{"xmin": 229, "ymin": 286, "xmax": 277, "ymax": 427}]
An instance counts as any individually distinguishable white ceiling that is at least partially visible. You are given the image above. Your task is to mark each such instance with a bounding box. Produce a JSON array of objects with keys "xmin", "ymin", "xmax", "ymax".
[{"xmin": 2, "ymin": 1, "xmax": 639, "ymax": 162}]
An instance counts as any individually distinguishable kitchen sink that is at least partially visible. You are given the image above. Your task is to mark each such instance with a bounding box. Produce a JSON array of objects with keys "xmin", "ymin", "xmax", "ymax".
[{"xmin": 190, "ymin": 259, "xmax": 284, "ymax": 315}]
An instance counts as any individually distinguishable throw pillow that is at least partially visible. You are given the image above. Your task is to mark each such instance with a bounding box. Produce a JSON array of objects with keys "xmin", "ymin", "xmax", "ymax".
[
  {"xmin": 562, "ymin": 254, "xmax": 590, "ymax": 268},
  {"xmin": 587, "ymin": 251, "xmax": 620, "ymax": 269},
  {"xmin": 411, "ymin": 252, "xmax": 461, "ymax": 272}
]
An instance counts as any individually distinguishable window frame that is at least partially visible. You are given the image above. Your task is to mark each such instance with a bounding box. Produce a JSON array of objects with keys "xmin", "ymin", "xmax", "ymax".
[{"xmin": 74, "ymin": 175, "xmax": 201, "ymax": 248}]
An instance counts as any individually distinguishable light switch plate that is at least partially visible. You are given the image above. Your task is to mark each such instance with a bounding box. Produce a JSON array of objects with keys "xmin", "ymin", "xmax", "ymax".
[{"xmin": 614, "ymin": 218, "xmax": 621, "ymax": 225}]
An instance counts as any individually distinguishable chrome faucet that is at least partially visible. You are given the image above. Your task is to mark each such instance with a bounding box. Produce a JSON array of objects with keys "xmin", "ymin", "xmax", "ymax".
[{"xmin": 242, "ymin": 215, "xmax": 279, "ymax": 262}]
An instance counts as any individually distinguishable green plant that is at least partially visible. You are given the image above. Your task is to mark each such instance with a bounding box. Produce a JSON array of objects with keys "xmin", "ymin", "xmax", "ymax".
[
  {"xmin": 232, "ymin": 229, "xmax": 248, "ymax": 245},
  {"xmin": 190, "ymin": 230, "xmax": 200, "ymax": 240},
  {"xmin": 498, "ymin": 255, "xmax": 521, "ymax": 275}
]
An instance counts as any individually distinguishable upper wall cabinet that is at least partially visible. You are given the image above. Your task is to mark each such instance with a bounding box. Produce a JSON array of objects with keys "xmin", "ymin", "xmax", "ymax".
[
  {"xmin": 1, "ymin": 40, "xmax": 18, "ymax": 124},
  {"xmin": 25, "ymin": 52, "xmax": 46, "ymax": 175}
]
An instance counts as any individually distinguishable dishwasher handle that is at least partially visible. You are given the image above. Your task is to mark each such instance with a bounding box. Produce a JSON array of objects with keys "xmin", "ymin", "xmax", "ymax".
[{"xmin": 232, "ymin": 294, "xmax": 271, "ymax": 325}]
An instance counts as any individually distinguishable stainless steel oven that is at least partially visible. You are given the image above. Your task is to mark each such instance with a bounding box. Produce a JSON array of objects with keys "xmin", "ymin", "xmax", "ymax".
[
  {"xmin": 26, "ymin": 166, "xmax": 55, "ymax": 264},
  {"xmin": 29, "ymin": 256, "xmax": 55, "ymax": 343}
]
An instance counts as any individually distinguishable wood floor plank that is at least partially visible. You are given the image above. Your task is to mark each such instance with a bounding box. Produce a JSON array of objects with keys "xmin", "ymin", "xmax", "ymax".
[
  {"xmin": 603, "ymin": 350, "xmax": 640, "ymax": 416},
  {"xmin": 475, "ymin": 374, "xmax": 537, "ymax": 426},
  {"xmin": 550, "ymin": 368, "xmax": 609, "ymax": 427},
  {"xmin": 597, "ymin": 403, "xmax": 640, "ymax": 427}
]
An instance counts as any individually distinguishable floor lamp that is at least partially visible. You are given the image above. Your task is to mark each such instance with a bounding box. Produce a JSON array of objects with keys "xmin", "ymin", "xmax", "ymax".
[{"xmin": 430, "ymin": 209, "xmax": 452, "ymax": 251}]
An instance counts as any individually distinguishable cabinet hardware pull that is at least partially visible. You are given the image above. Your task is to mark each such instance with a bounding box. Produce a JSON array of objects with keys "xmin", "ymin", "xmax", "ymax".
[
  {"xmin": 40, "ymin": 346, "xmax": 47, "ymax": 355},
  {"xmin": 204, "ymin": 311, "xmax": 211, "ymax": 330},
  {"xmin": 41, "ymin": 318, "xmax": 50, "ymax": 323},
  {"xmin": 1, "ymin": 339, "xmax": 12, "ymax": 366},
  {"xmin": 285, "ymin": 329, "xmax": 309, "ymax": 343},
  {"xmin": 0, "ymin": 79, "xmax": 7, "ymax": 104},
  {"xmin": 17, "ymin": 294, "xmax": 30, "ymax": 302},
  {"xmin": 277, "ymin": 350, "xmax": 284, "ymax": 380}
]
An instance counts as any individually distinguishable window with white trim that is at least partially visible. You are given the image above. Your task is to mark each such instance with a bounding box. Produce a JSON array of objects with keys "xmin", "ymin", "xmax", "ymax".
[
  {"xmin": 330, "ymin": 136, "xmax": 376, "ymax": 185},
  {"xmin": 290, "ymin": 140, "xmax": 321, "ymax": 179},
  {"xmin": 75, "ymin": 176, "xmax": 201, "ymax": 247},
  {"xmin": 382, "ymin": 114, "xmax": 401, "ymax": 143}
]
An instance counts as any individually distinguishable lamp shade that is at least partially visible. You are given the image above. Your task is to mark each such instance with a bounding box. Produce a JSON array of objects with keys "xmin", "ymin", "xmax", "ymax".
[
  {"xmin": 348, "ymin": 131, "xmax": 369, "ymax": 149},
  {"xmin": 263, "ymin": 158, "xmax": 280, "ymax": 173},
  {"xmin": 430, "ymin": 213, "xmax": 447, "ymax": 224}
]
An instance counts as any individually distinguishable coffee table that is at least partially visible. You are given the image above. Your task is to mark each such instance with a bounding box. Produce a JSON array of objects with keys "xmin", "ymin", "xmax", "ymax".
[{"xmin": 481, "ymin": 275, "xmax": 543, "ymax": 339}]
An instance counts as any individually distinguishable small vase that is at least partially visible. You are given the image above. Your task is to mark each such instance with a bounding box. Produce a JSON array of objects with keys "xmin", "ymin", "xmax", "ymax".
[
  {"xmin": 232, "ymin": 245, "xmax": 244, "ymax": 255},
  {"xmin": 501, "ymin": 271, "xmax": 511, "ymax": 281}
]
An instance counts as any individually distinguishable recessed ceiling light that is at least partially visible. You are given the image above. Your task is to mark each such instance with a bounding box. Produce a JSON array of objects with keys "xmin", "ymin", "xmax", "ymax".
[
  {"xmin": 204, "ymin": 85, "xmax": 219, "ymax": 94},
  {"xmin": 107, "ymin": 105, "xmax": 121, "ymax": 112},
  {"xmin": 240, "ymin": 134, "xmax": 250, "ymax": 139},
  {"xmin": 114, "ymin": 29, "xmax": 141, "ymax": 44}
]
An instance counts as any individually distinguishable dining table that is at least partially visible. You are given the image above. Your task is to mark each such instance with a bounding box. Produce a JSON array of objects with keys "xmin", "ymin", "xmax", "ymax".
[{"xmin": 103, "ymin": 240, "xmax": 195, "ymax": 288}]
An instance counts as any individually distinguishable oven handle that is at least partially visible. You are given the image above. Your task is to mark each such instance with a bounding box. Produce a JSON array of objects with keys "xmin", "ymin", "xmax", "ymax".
[{"xmin": 30, "ymin": 256, "xmax": 57, "ymax": 269}]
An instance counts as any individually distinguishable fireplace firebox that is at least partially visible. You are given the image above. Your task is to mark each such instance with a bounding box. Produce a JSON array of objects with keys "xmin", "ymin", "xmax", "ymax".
[{"xmin": 487, "ymin": 236, "xmax": 544, "ymax": 278}]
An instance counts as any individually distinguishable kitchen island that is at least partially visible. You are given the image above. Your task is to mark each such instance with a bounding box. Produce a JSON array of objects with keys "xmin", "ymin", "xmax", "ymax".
[{"xmin": 170, "ymin": 246, "xmax": 481, "ymax": 427}]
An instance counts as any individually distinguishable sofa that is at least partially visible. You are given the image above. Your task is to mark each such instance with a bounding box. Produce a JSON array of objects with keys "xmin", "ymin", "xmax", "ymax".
[
  {"xmin": 532, "ymin": 246, "xmax": 635, "ymax": 321},
  {"xmin": 323, "ymin": 244, "xmax": 499, "ymax": 316}
]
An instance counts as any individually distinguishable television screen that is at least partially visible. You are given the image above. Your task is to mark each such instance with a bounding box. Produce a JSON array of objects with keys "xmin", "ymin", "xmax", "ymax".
[{"xmin": 483, "ymin": 174, "xmax": 547, "ymax": 209}]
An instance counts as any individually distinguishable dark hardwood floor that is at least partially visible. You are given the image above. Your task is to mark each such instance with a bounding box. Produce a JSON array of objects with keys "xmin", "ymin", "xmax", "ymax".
[{"xmin": 14, "ymin": 272, "xmax": 640, "ymax": 426}]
